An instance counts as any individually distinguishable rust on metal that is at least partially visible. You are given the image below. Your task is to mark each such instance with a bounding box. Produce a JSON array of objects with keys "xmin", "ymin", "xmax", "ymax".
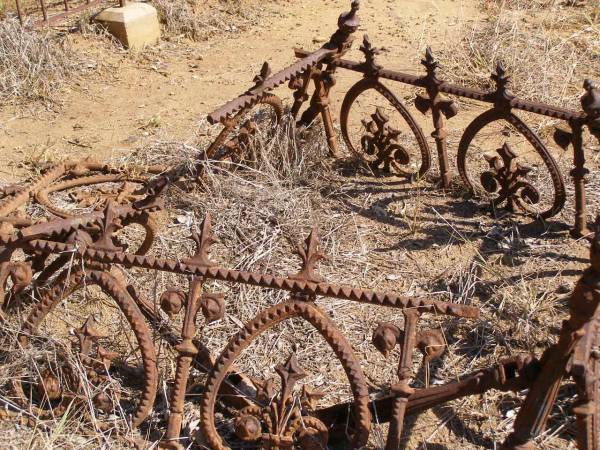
[
  {"xmin": 13, "ymin": 0, "xmax": 120, "ymax": 28},
  {"xmin": 292, "ymin": 40, "xmax": 598, "ymax": 234},
  {"xmin": 1, "ymin": 2, "xmax": 600, "ymax": 449}
]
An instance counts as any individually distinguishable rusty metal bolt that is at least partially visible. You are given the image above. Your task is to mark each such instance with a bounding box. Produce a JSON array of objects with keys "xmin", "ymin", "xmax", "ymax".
[
  {"xmin": 200, "ymin": 293, "xmax": 225, "ymax": 324},
  {"xmin": 372, "ymin": 323, "xmax": 401, "ymax": 358},
  {"xmin": 297, "ymin": 428, "xmax": 327, "ymax": 450},
  {"xmin": 416, "ymin": 330, "xmax": 446, "ymax": 361},
  {"xmin": 37, "ymin": 369, "xmax": 62, "ymax": 401},
  {"xmin": 10, "ymin": 263, "xmax": 33, "ymax": 293},
  {"xmin": 160, "ymin": 289, "xmax": 185, "ymax": 318},
  {"xmin": 234, "ymin": 414, "xmax": 262, "ymax": 441}
]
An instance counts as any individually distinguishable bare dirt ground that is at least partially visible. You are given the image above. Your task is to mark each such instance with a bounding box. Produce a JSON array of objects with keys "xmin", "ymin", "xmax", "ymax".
[
  {"xmin": 0, "ymin": 0, "xmax": 599, "ymax": 449},
  {"xmin": 0, "ymin": 0, "xmax": 484, "ymax": 179}
]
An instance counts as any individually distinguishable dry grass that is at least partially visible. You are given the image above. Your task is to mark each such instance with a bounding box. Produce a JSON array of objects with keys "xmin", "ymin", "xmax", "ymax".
[
  {"xmin": 151, "ymin": 0, "xmax": 267, "ymax": 41},
  {"xmin": 1, "ymin": 0, "xmax": 598, "ymax": 448},
  {"xmin": 439, "ymin": 0, "xmax": 600, "ymax": 108},
  {"xmin": 2, "ymin": 105, "xmax": 591, "ymax": 448},
  {"xmin": 0, "ymin": 19, "xmax": 82, "ymax": 103}
]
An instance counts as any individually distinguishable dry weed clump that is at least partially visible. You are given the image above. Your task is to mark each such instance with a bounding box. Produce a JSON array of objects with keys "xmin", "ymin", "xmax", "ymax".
[
  {"xmin": 0, "ymin": 19, "xmax": 81, "ymax": 103},
  {"xmin": 439, "ymin": 1, "xmax": 599, "ymax": 108},
  {"xmin": 151, "ymin": 0, "xmax": 264, "ymax": 41}
]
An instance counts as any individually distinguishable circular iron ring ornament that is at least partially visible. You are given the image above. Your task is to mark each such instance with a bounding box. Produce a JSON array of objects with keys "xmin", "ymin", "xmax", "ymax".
[
  {"xmin": 35, "ymin": 174, "xmax": 149, "ymax": 219},
  {"xmin": 17, "ymin": 269, "xmax": 158, "ymax": 428},
  {"xmin": 341, "ymin": 78, "xmax": 431, "ymax": 179},
  {"xmin": 200, "ymin": 299, "xmax": 371, "ymax": 450},
  {"xmin": 457, "ymin": 109, "xmax": 566, "ymax": 219}
]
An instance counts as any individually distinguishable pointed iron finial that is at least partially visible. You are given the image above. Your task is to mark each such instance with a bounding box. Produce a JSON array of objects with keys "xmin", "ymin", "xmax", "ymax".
[
  {"xmin": 275, "ymin": 353, "xmax": 307, "ymax": 410},
  {"xmin": 582, "ymin": 79, "xmax": 600, "ymax": 119},
  {"xmin": 326, "ymin": 0, "xmax": 360, "ymax": 51},
  {"xmin": 338, "ymin": 0, "xmax": 360, "ymax": 32},
  {"xmin": 360, "ymin": 34, "xmax": 382, "ymax": 77},
  {"xmin": 421, "ymin": 46, "xmax": 439, "ymax": 76},
  {"xmin": 276, "ymin": 354, "xmax": 307, "ymax": 388},
  {"xmin": 253, "ymin": 62, "xmax": 272, "ymax": 86},
  {"xmin": 184, "ymin": 213, "xmax": 218, "ymax": 267},
  {"xmin": 91, "ymin": 200, "xmax": 124, "ymax": 251},
  {"xmin": 290, "ymin": 228, "xmax": 326, "ymax": 283},
  {"xmin": 75, "ymin": 315, "xmax": 103, "ymax": 355},
  {"xmin": 491, "ymin": 61, "xmax": 513, "ymax": 102}
]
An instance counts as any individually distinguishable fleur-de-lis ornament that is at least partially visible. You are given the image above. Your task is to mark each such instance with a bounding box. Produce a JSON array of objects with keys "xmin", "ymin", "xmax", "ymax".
[
  {"xmin": 183, "ymin": 213, "xmax": 218, "ymax": 267},
  {"xmin": 290, "ymin": 228, "xmax": 326, "ymax": 283},
  {"xmin": 91, "ymin": 200, "xmax": 124, "ymax": 251},
  {"xmin": 360, "ymin": 108, "xmax": 410, "ymax": 172},
  {"xmin": 480, "ymin": 143, "xmax": 540, "ymax": 213},
  {"xmin": 232, "ymin": 354, "xmax": 328, "ymax": 448},
  {"xmin": 491, "ymin": 61, "xmax": 514, "ymax": 104},
  {"xmin": 359, "ymin": 34, "xmax": 382, "ymax": 77}
]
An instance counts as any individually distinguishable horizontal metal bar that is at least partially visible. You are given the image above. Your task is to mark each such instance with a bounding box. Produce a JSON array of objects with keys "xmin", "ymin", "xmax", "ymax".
[
  {"xmin": 294, "ymin": 48, "xmax": 586, "ymax": 122},
  {"xmin": 33, "ymin": 0, "xmax": 108, "ymax": 27},
  {"xmin": 26, "ymin": 238, "xmax": 480, "ymax": 319},
  {"xmin": 208, "ymin": 47, "xmax": 335, "ymax": 125}
]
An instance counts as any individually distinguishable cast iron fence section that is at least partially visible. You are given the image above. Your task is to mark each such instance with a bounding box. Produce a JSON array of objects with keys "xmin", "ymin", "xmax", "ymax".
[
  {"xmin": 0, "ymin": 2, "xmax": 599, "ymax": 450},
  {"xmin": 208, "ymin": 0, "xmax": 599, "ymax": 238}
]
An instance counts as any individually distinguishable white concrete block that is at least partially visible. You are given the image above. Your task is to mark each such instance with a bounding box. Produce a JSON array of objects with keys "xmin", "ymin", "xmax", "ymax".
[{"xmin": 95, "ymin": 2, "xmax": 160, "ymax": 50}]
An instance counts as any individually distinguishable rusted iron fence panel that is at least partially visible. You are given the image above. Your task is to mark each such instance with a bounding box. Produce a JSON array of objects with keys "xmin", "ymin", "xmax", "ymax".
[
  {"xmin": 209, "ymin": 1, "xmax": 599, "ymax": 238},
  {"xmin": 13, "ymin": 0, "xmax": 124, "ymax": 27},
  {"xmin": 0, "ymin": 2, "xmax": 599, "ymax": 449}
]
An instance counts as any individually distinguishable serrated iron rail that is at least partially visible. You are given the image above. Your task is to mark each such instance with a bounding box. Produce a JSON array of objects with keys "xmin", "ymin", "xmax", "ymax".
[
  {"xmin": 294, "ymin": 48, "xmax": 589, "ymax": 122},
  {"xmin": 22, "ymin": 237, "xmax": 478, "ymax": 319}
]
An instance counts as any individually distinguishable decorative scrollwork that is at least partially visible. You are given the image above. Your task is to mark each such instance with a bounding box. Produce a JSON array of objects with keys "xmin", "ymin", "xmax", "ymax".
[
  {"xmin": 90, "ymin": 200, "xmax": 124, "ymax": 252},
  {"xmin": 480, "ymin": 143, "xmax": 541, "ymax": 214},
  {"xmin": 360, "ymin": 107, "xmax": 410, "ymax": 172},
  {"xmin": 70, "ymin": 181, "xmax": 143, "ymax": 209},
  {"xmin": 200, "ymin": 299, "xmax": 371, "ymax": 450},
  {"xmin": 231, "ymin": 354, "xmax": 329, "ymax": 448},
  {"xmin": 359, "ymin": 34, "xmax": 382, "ymax": 77},
  {"xmin": 457, "ymin": 109, "xmax": 566, "ymax": 219},
  {"xmin": 16, "ymin": 269, "xmax": 158, "ymax": 428},
  {"xmin": 184, "ymin": 213, "xmax": 218, "ymax": 268},
  {"xmin": 340, "ymin": 78, "xmax": 431, "ymax": 178}
]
